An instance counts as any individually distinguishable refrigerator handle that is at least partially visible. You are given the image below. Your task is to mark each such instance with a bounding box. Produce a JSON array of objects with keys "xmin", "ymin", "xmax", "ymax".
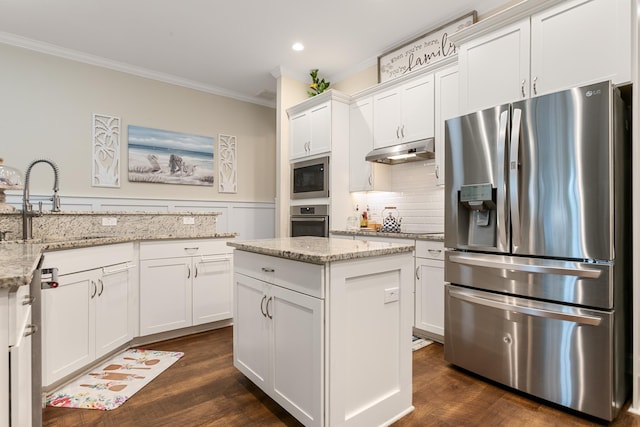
[
  {"xmin": 449, "ymin": 288, "xmax": 602, "ymax": 326},
  {"xmin": 497, "ymin": 110, "xmax": 509, "ymax": 251},
  {"xmin": 509, "ymin": 108, "xmax": 522, "ymax": 250},
  {"xmin": 449, "ymin": 254, "xmax": 602, "ymax": 279}
]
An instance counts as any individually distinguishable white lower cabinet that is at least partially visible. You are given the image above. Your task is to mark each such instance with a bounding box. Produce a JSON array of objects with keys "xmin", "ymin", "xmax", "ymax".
[
  {"xmin": 139, "ymin": 239, "xmax": 233, "ymax": 336},
  {"xmin": 10, "ymin": 320, "xmax": 32, "ymax": 427},
  {"xmin": 234, "ymin": 273, "xmax": 322, "ymax": 425},
  {"xmin": 7, "ymin": 283, "xmax": 35, "ymax": 427},
  {"xmin": 414, "ymin": 240, "xmax": 445, "ymax": 341},
  {"xmin": 41, "ymin": 243, "xmax": 135, "ymax": 387},
  {"xmin": 233, "ymin": 248, "xmax": 414, "ymax": 427}
]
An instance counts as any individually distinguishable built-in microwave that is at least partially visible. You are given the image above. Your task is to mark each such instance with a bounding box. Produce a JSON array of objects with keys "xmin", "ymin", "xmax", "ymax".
[{"xmin": 291, "ymin": 156, "xmax": 329, "ymax": 199}]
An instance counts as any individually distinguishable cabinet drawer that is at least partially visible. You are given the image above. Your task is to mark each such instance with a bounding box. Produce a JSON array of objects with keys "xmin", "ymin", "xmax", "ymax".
[
  {"xmin": 357, "ymin": 236, "xmax": 415, "ymax": 245},
  {"xmin": 9, "ymin": 285, "xmax": 33, "ymax": 346},
  {"xmin": 140, "ymin": 238, "xmax": 233, "ymax": 260},
  {"xmin": 43, "ymin": 243, "xmax": 134, "ymax": 274},
  {"xmin": 415, "ymin": 240, "xmax": 444, "ymax": 260},
  {"xmin": 234, "ymin": 251, "xmax": 324, "ymax": 299}
]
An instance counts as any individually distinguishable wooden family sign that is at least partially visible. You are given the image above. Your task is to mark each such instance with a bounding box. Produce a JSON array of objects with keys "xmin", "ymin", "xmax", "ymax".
[{"xmin": 378, "ymin": 11, "xmax": 477, "ymax": 83}]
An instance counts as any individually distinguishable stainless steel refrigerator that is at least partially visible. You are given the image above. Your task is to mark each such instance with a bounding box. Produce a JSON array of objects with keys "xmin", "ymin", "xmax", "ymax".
[{"xmin": 444, "ymin": 80, "xmax": 630, "ymax": 421}]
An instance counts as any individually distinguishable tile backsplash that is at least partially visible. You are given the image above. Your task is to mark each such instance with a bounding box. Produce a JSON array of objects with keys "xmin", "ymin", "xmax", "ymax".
[{"xmin": 350, "ymin": 160, "xmax": 444, "ymax": 233}]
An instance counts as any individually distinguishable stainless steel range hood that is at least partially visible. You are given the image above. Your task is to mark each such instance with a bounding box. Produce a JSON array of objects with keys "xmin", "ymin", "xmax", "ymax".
[{"xmin": 365, "ymin": 138, "xmax": 435, "ymax": 164}]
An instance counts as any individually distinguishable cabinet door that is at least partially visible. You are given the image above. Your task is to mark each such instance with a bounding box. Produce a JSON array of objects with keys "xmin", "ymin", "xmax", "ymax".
[
  {"xmin": 459, "ymin": 19, "xmax": 530, "ymax": 113},
  {"xmin": 402, "ymin": 73, "xmax": 435, "ymax": 143},
  {"xmin": 270, "ymin": 284, "xmax": 323, "ymax": 427},
  {"xmin": 10, "ymin": 308, "xmax": 32, "ymax": 427},
  {"xmin": 290, "ymin": 111, "xmax": 310, "ymax": 159},
  {"xmin": 530, "ymin": 0, "xmax": 631, "ymax": 96},
  {"xmin": 95, "ymin": 265, "xmax": 132, "ymax": 358},
  {"xmin": 42, "ymin": 270, "xmax": 95, "ymax": 386},
  {"xmin": 233, "ymin": 274, "xmax": 270, "ymax": 389},
  {"xmin": 415, "ymin": 258, "xmax": 444, "ymax": 338},
  {"xmin": 434, "ymin": 66, "xmax": 459, "ymax": 186},
  {"xmin": 309, "ymin": 102, "xmax": 331, "ymax": 156},
  {"xmin": 349, "ymin": 98, "xmax": 374, "ymax": 192},
  {"xmin": 192, "ymin": 255, "xmax": 233, "ymax": 325},
  {"xmin": 373, "ymin": 88, "xmax": 402, "ymax": 149},
  {"xmin": 140, "ymin": 257, "xmax": 191, "ymax": 336}
]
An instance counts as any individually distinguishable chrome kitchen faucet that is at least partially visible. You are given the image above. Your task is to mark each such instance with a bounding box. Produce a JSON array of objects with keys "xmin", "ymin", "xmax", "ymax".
[{"xmin": 22, "ymin": 158, "xmax": 60, "ymax": 240}]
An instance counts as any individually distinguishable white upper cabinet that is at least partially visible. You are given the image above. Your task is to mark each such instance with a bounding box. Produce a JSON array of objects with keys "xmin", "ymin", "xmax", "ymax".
[
  {"xmin": 289, "ymin": 101, "xmax": 331, "ymax": 160},
  {"xmin": 349, "ymin": 97, "xmax": 390, "ymax": 192},
  {"xmin": 458, "ymin": 19, "xmax": 530, "ymax": 113},
  {"xmin": 458, "ymin": 0, "xmax": 631, "ymax": 113},
  {"xmin": 530, "ymin": 0, "xmax": 631, "ymax": 96},
  {"xmin": 289, "ymin": 111, "xmax": 311, "ymax": 160},
  {"xmin": 434, "ymin": 65, "xmax": 459, "ymax": 186},
  {"xmin": 288, "ymin": 91, "xmax": 350, "ymax": 162},
  {"xmin": 373, "ymin": 73, "xmax": 435, "ymax": 149}
]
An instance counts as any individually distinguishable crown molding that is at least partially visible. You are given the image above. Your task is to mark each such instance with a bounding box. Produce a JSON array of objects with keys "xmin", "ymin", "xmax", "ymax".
[
  {"xmin": 449, "ymin": 0, "xmax": 565, "ymax": 45},
  {"xmin": 0, "ymin": 31, "xmax": 276, "ymax": 109}
]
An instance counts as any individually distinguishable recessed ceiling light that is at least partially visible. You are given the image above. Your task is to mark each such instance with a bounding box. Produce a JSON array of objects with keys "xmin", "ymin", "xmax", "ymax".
[{"xmin": 292, "ymin": 42, "xmax": 304, "ymax": 52}]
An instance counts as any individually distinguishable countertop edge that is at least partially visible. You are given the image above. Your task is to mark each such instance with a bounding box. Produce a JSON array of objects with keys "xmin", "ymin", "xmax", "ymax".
[
  {"xmin": 0, "ymin": 233, "xmax": 237, "ymax": 289},
  {"xmin": 228, "ymin": 238, "xmax": 415, "ymax": 265},
  {"xmin": 330, "ymin": 229, "xmax": 444, "ymax": 241}
]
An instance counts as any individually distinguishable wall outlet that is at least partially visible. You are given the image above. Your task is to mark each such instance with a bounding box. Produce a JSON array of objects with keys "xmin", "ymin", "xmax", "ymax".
[
  {"xmin": 101, "ymin": 217, "xmax": 117, "ymax": 226},
  {"xmin": 384, "ymin": 287, "xmax": 399, "ymax": 303},
  {"xmin": 183, "ymin": 216, "xmax": 195, "ymax": 225}
]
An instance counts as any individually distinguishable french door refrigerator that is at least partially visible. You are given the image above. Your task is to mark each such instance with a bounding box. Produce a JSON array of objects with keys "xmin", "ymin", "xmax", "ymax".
[{"xmin": 443, "ymin": 80, "xmax": 630, "ymax": 421}]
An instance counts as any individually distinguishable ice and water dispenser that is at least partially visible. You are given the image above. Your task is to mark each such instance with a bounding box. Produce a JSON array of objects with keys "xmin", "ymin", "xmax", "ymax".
[{"xmin": 457, "ymin": 183, "xmax": 497, "ymax": 247}]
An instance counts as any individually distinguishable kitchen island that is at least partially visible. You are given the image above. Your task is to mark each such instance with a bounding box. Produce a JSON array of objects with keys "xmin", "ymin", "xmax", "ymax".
[{"xmin": 228, "ymin": 236, "xmax": 415, "ymax": 427}]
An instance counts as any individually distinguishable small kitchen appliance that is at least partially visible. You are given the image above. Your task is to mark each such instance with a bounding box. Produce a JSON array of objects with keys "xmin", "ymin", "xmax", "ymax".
[
  {"xmin": 290, "ymin": 205, "xmax": 329, "ymax": 237},
  {"xmin": 290, "ymin": 156, "xmax": 329, "ymax": 200},
  {"xmin": 380, "ymin": 207, "xmax": 402, "ymax": 233}
]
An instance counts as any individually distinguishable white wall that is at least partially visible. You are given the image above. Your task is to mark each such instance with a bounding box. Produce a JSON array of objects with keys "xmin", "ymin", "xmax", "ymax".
[
  {"xmin": 0, "ymin": 43, "xmax": 276, "ymax": 204},
  {"xmin": 350, "ymin": 162, "xmax": 444, "ymax": 233}
]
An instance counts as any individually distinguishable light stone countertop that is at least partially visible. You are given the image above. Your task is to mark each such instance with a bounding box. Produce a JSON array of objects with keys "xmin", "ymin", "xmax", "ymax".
[
  {"xmin": 227, "ymin": 236, "xmax": 414, "ymax": 265},
  {"xmin": 0, "ymin": 233, "xmax": 236, "ymax": 289},
  {"xmin": 331, "ymin": 229, "xmax": 444, "ymax": 241},
  {"xmin": 0, "ymin": 242, "xmax": 46, "ymax": 288}
]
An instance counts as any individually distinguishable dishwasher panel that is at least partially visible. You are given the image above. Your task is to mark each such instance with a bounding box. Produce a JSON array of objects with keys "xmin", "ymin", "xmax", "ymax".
[{"xmin": 444, "ymin": 284, "xmax": 622, "ymax": 421}]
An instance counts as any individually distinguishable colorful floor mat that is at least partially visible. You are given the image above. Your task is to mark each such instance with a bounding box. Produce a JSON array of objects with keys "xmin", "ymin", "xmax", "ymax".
[{"xmin": 46, "ymin": 348, "xmax": 184, "ymax": 411}]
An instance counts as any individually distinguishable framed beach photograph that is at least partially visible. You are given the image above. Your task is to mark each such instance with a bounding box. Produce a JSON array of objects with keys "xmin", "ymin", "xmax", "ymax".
[{"xmin": 127, "ymin": 125, "xmax": 215, "ymax": 186}]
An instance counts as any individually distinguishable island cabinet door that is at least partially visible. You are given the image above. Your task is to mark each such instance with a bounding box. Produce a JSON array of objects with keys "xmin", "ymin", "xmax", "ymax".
[
  {"xmin": 233, "ymin": 274, "xmax": 270, "ymax": 389},
  {"xmin": 270, "ymin": 284, "xmax": 324, "ymax": 427}
]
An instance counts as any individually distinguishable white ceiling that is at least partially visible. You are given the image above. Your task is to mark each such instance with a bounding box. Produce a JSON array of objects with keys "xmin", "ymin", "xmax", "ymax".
[{"xmin": 0, "ymin": 0, "xmax": 508, "ymax": 107}]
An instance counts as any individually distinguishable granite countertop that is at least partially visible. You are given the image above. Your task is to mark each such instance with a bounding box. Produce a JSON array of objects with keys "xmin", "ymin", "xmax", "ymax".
[
  {"xmin": 0, "ymin": 211, "xmax": 222, "ymax": 216},
  {"xmin": 227, "ymin": 236, "xmax": 414, "ymax": 265},
  {"xmin": 0, "ymin": 232, "xmax": 236, "ymax": 289},
  {"xmin": 331, "ymin": 229, "xmax": 444, "ymax": 241},
  {"xmin": 0, "ymin": 242, "xmax": 46, "ymax": 288}
]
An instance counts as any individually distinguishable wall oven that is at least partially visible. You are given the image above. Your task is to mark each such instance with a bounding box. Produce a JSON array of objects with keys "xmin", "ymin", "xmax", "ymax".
[
  {"xmin": 290, "ymin": 205, "xmax": 329, "ymax": 237},
  {"xmin": 291, "ymin": 156, "xmax": 329, "ymax": 200}
]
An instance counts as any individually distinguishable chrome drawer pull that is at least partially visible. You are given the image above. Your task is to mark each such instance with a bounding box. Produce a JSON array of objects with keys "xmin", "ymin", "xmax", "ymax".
[
  {"xmin": 450, "ymin": 289, "xmax": 602, "ymax": 326},
  {"xmin": 449, "ymin": 254, "xmax": 602, "ymax": 279},
  {"xmin": 261, "ymin": 267, "xmax": 275, "ymax": 273}
]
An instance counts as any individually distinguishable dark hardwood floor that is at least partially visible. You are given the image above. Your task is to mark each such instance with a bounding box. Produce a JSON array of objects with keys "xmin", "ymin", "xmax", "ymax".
[{"xmin": 43, "ymin": 326, "xmax": 640, "ymax": 426}]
